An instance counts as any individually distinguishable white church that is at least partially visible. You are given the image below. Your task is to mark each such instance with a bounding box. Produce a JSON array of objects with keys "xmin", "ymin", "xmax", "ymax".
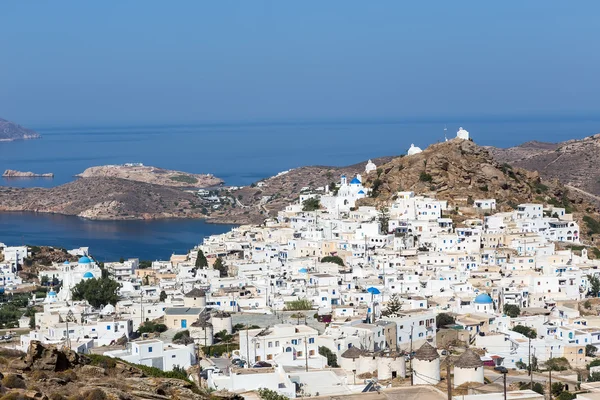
[
  {"xmin": 320, "ymin": 174, "xmax": 369, "ymax": 214},
  {"xmin": 407, "ymin": 126, "xmax": 471, "ymax": 156},
  {"xmin": 38, "ymin": 256, "xmax": 103, "ymax": 304}
]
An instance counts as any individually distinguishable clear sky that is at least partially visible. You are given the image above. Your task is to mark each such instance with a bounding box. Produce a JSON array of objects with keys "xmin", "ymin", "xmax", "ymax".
[{"xmin": 1, "ymin": 1, "xmax": 599, "ymax": 125}]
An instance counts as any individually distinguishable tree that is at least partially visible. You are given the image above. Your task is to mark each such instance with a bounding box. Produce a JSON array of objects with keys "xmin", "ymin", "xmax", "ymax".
[
  {"xmin": 213, "ymin": 257, "xmax": 228, "ymax": 278},
  {"xmin": 302, "ymin": 197, "xmax": 320, "ymax": 212},
  {"xmin": 382, "ymin": 294, "xmax": 402, "ymax": 317},
  {"xmin": 556, "ymin": 393, "xmax": 576, "ymax": 400},
  {"xmin": 119, "ymin": 257, "xmax": 125, "ymax": 263},
  {"xmin": 318, "ymin": 346, "xmax": 339, "ymax": 367},
  {"xmin": 214, "ymin": 330, "xmax": 233, "ymax": 343},
  {"xmin": 378, "ymin": 206, "xmax": 390, "ymax": 234},
  {"xmin": 71, "ymin": 277, "xmax": 120, "ymax": 308},
  {"xmin": 40, "ymin": 276, "xmax": 49, "ymax": 286},
  {"xmin": 589, "ymin": 372, "xmax": 600, "ymax": 382},
  {"xmin": 546, "ymin": 357, "xmax": 570, "ymax": 371},
  {"xmin": 551, "ymin": 382, "xmax": 565, "ymax": 397},
  {"xmin": 159, "ymin": 290, "xmax": 167, "ymax": 302},
  {"xmin": 503, "ymin": 304, "xmax": 521, "ymax": 318},
  {"xmin": 320, "ymin": 256, "xmax": 344, "ymax": 266},
  {"xmin": 588, "ymin": 274, "xmax": 600, "ymax": 297},
  {"xmin": 436, "ymin": 313, "xmax": 455, "ymax": 328},
  {"xmin": 587, "ymin": 344, "xmax": 598, "ymax": 357},
  {"xmin": 195, "ymin": 250, "xmax": 208, "ymax": 268},
  {"xmin": 587, "ymin": 358, "xmax": 600, "ymax": 370},
  {"xmin": 512, "ymin": 325, "xmax": 536, "ymax": 339}
]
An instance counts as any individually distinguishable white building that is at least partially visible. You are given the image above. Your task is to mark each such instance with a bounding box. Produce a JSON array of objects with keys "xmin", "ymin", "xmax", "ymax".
[{"xmin": 104, "ymin": 339, "xmax": 196, "ymax": 371}]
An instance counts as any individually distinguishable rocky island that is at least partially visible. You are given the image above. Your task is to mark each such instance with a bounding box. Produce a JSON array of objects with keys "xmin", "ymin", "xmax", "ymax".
[
  {"xmin": 77, "ymin": 164, "xmax": 222, "ymax": 188},
  {"xmin": 3, "ymin": 169, "xmax": 53, "ymax": 178},
  {"xmin": 0, "ymin": 118, "xmax": 40, "ymax": 141}
]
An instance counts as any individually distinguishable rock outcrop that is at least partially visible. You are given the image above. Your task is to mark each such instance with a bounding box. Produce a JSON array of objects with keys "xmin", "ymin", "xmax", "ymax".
[
  {"xmin": 0, "ymin": 118, "xmax": 40, "ymax": 141},
  {"xmin": 3, "ymin": 170, "xmax": 53, "ymax": 178}
]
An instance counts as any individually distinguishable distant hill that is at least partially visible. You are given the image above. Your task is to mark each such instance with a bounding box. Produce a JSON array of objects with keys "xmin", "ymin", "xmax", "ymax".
[
  {"xmin": 0, "ymin": 118, "xmax": 40, "ymax": 141},
  {"xmin": 488, "ymin": 134, "xmax": 600, "ymax": 197}
]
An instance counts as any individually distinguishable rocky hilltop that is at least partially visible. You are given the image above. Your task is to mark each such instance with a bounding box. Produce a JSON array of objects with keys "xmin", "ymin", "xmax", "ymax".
[
  {"xmin": 359, "ymin": 139, "xmax": 548, "ymax": 207},
  {"xmin": 0, "ymin": 177, "xmax": 207, "ymax": 220},
  {"xmin": 3, "ymin": 170, "xmax": 53, "ymax": 178},
  {"xmin": 77, "ymin": 164, "xmax": 222, "ymax": 188},
  {"xmin": 488, "ymin": 134, "xmax": 600, "ymax": 197},
  {"xmin": 0, "ymin": 118, "xmax": 40, "ymax": 141},
  {"xmin": 206, "ymin": 156, "xmax": 394, "ymax": 224},
  {"xmin": 0, "ymin": 341, "xmax": 209, "ymax": 400}
]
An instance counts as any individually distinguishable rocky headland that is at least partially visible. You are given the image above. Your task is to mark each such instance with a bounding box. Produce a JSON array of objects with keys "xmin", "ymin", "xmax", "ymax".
[
  {"xmin": 3, "ymin": 170, "xmax": 53, "ymax": 178},
  {"xmin": 77, "ymin": 164, "xmax": 222, "ymax": 188},
  {"xmin": 0, "ymin": 177, "xmax": 207, "ymax": 220},
  {"xmin": 0, "ymin": 118, "xmax": 40, "ymax": 141}
]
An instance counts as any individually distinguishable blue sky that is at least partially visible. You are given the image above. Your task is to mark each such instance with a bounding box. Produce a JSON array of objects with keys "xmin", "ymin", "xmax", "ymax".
[{"xmin": 1, "ymin": 1, "xmax": 599, "ymax": 125}]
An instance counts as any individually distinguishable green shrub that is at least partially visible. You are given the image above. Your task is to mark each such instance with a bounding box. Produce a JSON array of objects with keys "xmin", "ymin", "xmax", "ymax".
[
  {"xmin": 584, "ymin": 216, "xmax": 600, "ymax": 235},
  {"xmin": 419, "ymin": 172, "xmax": 433, "ymax": 182},
  {"xmin": 84, "ymin": 389, "xmax": 107, "ymax": 400},
  {"xmin": 285, "ymin": 298, "xmax": 313, "ymax": 311},
  {"xmin": 169, "ymin": 175, "xmax": 198, "ymax": 184},
  {"xmin": 320, "ymin": 256, "xmax": 344, "ymax": 266},
  {"xmin": 2, "ymin": 374, "xmax": 26, "ymax": 389},
  {"xmin": 137, "ymin": 321, "xmax": 168, "ymax": 334},
  {"xmin": 173, "ymin": 330, "xmax": 190, "ymax": 341}
]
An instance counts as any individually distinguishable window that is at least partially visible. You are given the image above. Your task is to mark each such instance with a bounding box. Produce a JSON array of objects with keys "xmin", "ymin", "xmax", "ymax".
[
  {"xmin": 297, "ymin": 351, "xmax": 303, "ymax": 357},
  {"xmin": 255, "ymin": 356, "xmax": 261, "ymax": 361},
  {"xmin": 309, "ymin": 338, "xmax": 315, "ymax": 344},
  {"xmin": 267, "ymin": 354, "xmax": 273, "ymax": 360},
  {"xmin": 309, "ymin": 350, "xmax": 315, "ymax": 356},
  {"xmin": 275, "ymin": 341, "xmax": 279, "ymax": 347},
  {"xmin": 149, "ymin": 347, "xmax": 153, "ymax": 353},
  {"xmin": 291, "ymin": 339, "xmax": 298, "ymax": 345},
  {"xmin": 268, "ymin": 342, "xmax": 273, "ymax": 348},
  {"xmin": 172, "ymin": 355, "xmax": 176, "ymax": 358}
]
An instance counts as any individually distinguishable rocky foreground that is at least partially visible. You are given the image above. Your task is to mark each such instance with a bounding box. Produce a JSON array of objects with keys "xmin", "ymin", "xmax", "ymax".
[
  {"xmin": 0, "ymin": 341, "xmax": 215, "ymax": 400},
  {"xmin": 0, "ymin": 118, "xmax": 40, "ymax": 141},
  {"xmin": 77, "ymin": 165, "xmax": 222, "ymax": 188}
]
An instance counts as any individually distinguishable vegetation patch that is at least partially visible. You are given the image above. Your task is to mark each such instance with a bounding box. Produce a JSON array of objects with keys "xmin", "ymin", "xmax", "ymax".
[{"xmin": 169, "ymin": 174, "xmax": 198, "ymax": 184}]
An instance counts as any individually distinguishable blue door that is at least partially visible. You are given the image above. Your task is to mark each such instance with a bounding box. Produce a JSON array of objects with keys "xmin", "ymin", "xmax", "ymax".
[{"xmin": 181, "ymin": 319, "xmax": 187, "ymax": 328}]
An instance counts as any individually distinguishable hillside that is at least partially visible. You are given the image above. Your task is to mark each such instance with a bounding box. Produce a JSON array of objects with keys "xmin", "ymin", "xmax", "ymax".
[
  {"xmin": 488, "ymin": 134, "xmax": 600, "ymax": 197},
  {"xmin": 206, "ymin": 156, "xmax": 394, "ymax": 224},
  {"xmin": 360, "ymin": 139, "xmax": 548, "ymax": 206},
  {"xmin": 0, "ymin": 341, "xmax": 210, "ymax": 400},
  {"xmin": 77, "ymin": 165, "xmax": 222, "ymax": 188},
  {"xmin": 0, "ymin": 118, "xmax": 40, "ymax": 141},
  {"xmin": 356, "ymin": 139, "xmax": 600, "ymax": 242},
  {"xmin": 0, "ymin": 177, "xmax": 207, "ymax": 220}
]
